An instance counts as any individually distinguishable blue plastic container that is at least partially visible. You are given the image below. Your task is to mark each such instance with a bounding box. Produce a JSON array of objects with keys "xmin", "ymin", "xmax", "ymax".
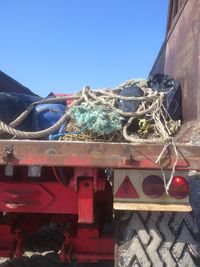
[{"xmin": 34, "ymin": 103, "xmax": 67, "ymax": 136}]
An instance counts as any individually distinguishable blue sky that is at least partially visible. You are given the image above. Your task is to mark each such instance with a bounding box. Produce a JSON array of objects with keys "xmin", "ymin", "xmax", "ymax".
[{"xmin": 1, "ymin": 1, "xmax": 168, "ymax": 96}]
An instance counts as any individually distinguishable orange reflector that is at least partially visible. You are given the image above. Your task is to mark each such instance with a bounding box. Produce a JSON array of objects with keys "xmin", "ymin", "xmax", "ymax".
[{"xmin": 115, "ymin": 176, "xmax": 139, "ymax": 198}]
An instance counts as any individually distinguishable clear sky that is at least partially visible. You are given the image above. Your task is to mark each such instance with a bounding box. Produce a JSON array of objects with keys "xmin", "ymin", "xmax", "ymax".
[{"xmin": 0, "ymin": 0, "xmax": 168, "ymax": 97}]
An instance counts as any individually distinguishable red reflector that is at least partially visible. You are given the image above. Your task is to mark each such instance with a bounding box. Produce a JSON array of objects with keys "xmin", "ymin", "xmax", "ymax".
[
  {"xmin": 142, "ymin": 175, "xmax": 164, "ymax": 198},
  {"xmin": 115, "ymin": 176, "xmax": 139, "ymax": 198},
  {"xmin": 168, "ymin": 176, "xmax": 189, "ymax": 199}
]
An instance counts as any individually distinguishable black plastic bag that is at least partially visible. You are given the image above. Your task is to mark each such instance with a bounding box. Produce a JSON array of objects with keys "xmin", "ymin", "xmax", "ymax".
[
  {"xmin": 117, "ymin": 85, "xmax": 144, "ymax": 113},
  {"xmin": 148, "ymin": 74, "xmax": 181, "ymax": 120}
]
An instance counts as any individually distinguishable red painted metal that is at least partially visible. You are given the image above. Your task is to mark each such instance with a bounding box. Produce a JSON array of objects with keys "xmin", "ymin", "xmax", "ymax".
[
  {"xmin": 0, "ymin": 224, "xmax": 16, "ymax": 257},
  {"xmin": 13, "ymin": 230, "xmax": 23, "ymax": 258},
  {"xmin": 78, "ymin": 178, "xmax": 94, "ymax": 223},
  {"xmin": 0, "ymin": 220, "xmax": 24, "ymax": 258},
  {"xmin": 0, "ymin": 183, "xmax": 53, "ymax": 211},
  {"xmin": 54, "ymin": 93, "xmax": 74, "ymax": 106},
  {"xmin": 0, "ymin": 167, "xmax": 108, "ymax": 218},
  {"xmin": 0, "ymin": 182, "xmax": 78, "ymax": 214},
  {"xmin": 72, "ymin": 167, "xmax": 105, "ymax": 192},
  {"xmin": 0, "ymin": 213, "xmax": 54, "ymax": 257},
  {"xmin": 60, "ymin": 226, "xmax": 114, "ymax": 263},
  {"xmin": 0, "ymin": 166, "xmax": 114, "ymax": 261}
]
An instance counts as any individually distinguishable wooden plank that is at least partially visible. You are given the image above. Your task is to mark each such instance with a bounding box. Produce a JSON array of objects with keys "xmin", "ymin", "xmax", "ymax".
[
  {"xmin": 114, "ymin": 202, "xmax": 192, "ymax": 212},
  {"xmin": 0, "ymin": 139, "xmax": 200, "ymax": 169}
]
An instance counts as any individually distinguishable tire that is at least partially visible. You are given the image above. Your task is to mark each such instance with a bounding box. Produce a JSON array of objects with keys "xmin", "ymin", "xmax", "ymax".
[{"xmin": 115, "ymin": 211, "xmax": 200, "ymax": 267}]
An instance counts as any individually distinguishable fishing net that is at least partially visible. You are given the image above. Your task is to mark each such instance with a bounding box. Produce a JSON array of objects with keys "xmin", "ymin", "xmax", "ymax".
[
  {"xmin": 69, "ymin": 103, "xmax": 123, "ymax": 135},
  {"xmin": 60, "ymin": 79, "xmax": 181, "ymax": 143},
  {"xmin": 59, "ymin": 121, "xmax": 125, "ymax": 142}
]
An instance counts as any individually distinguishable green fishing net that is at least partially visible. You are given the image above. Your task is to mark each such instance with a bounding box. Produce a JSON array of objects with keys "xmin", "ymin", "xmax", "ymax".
[{"xmin": 69, "ymin": 103, "xmax": 123, "ymax": 135}]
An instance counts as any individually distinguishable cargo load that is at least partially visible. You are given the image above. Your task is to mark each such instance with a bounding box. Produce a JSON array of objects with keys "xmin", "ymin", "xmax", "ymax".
[{"xmin": 0, "ymin": 74, "xmax": 181, "ymax": 143}]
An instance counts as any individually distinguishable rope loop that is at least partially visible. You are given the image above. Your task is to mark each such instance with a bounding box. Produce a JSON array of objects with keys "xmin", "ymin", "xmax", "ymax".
[{"xmin": 0, "ymin": 80, "xmax": 180, "ymax": 143}]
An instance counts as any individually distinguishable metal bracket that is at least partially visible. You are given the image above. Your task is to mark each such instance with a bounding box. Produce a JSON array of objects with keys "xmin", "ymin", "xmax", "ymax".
[{"xmin": 78, "ymin": 178, "xmax": 94, "ymax": 223}]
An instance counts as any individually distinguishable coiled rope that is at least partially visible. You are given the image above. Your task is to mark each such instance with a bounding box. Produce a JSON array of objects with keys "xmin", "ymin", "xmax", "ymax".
[
  {"xmin": 0, "ymin": 95, "xmax": 80, "ymax": 138},
  {"xmin": 0, "ymin": 81, "xmax": 179, "ymax": 142}
]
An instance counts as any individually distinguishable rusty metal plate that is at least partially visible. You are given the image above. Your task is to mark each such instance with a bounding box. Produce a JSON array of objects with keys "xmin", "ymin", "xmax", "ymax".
[
  {"xmin": 0, "ymin": 140, "xmax": 200, "ymax": 170},
  {"xmin": 152, "ymin": 0, "xmax": 200, "ymax": 126}
]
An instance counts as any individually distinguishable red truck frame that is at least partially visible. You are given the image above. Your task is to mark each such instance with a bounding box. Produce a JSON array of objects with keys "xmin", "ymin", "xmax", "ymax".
[{"xmin": 0, "ymin": 139, "xmax": 199, "ymax": 262}]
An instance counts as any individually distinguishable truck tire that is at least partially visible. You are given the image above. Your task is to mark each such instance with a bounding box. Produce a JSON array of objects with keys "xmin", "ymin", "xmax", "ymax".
[{"xmin": 115, "ymin": 211, "xmax": 200, "ymax": 267}]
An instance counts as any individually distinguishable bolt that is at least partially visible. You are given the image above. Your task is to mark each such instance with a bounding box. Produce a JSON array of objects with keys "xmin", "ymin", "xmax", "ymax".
[{"xmin": 6, "ymin": 145, "xmax": 13, "ymax": 156}]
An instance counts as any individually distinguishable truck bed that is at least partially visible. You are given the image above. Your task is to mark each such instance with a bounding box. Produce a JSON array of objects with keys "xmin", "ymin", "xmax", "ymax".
[
  {"xmin": 0, "ymin": 1, "xmax": 199, "ymax": 171},
  {"xmin": 0, "ymin": 137, "xmax": 199, "ymax": 170}
]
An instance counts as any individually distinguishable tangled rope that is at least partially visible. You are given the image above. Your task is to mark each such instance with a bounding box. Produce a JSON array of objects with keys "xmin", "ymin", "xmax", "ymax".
[
  {"xmin": 64, "ymin": 84, "xmax": 180, "ymax": 144},
  {"xmin": 155, "ymin": 138, "xmax": 179, "ymax": 194},
  {"xmin": 0, "ymin": 95, "xmax": 80, "ymax": 138},
  {"xmin": 0, "ymin": 80, "xmax": 180, "ymax": 142}
]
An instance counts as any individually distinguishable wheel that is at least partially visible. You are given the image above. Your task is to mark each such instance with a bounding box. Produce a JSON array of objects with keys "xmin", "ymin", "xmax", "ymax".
[{"xmin": 115, "ymin": 211, "xmax": 200, "ymax": 267}]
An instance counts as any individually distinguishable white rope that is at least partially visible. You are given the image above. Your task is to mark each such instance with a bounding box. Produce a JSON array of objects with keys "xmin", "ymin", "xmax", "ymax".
[{"xmin": 155, "ymin": 138, "xmax": 179, "ymax": 194}]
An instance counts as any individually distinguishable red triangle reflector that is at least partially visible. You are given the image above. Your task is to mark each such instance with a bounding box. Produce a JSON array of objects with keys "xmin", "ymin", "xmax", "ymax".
[{"xmin": 115, "ymin": 176, "xmax": 139, "ymax": 198}]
